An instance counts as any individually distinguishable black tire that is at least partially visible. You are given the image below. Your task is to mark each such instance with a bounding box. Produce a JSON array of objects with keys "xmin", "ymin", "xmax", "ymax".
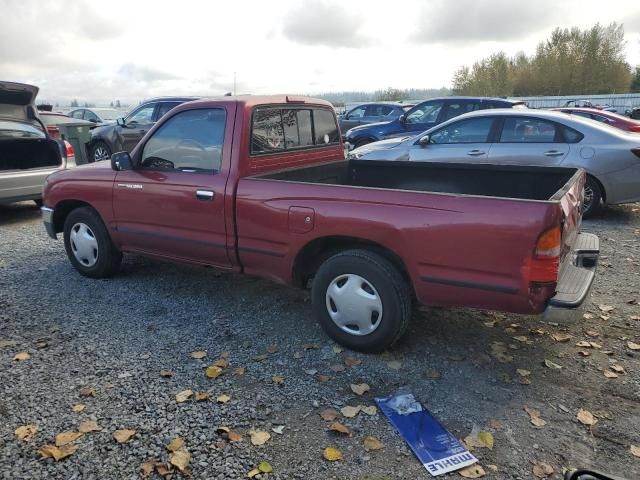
[
  {"xmin": 33, "ymin": 199, "xmax": 43, "ymax": 208},
  {"xmin": 63, "ymin": 207, "xmax": 122, "ymax": 278},
  {"xmin": 354, "ymin": 138, "xmax": 373, "ymax": 149},
  {"xmin": 89, "ymin": 141, "xmax": 111, "ymax": 163},
  {"xmin": 311, "ymin": 249, "xmax": 411, "ymax": 352},
  {"xmin": 582, "ymin": 176, "xmax": 602, "ymax": 218}
]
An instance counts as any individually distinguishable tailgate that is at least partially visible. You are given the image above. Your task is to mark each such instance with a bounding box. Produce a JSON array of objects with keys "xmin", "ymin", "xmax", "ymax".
[{"xmin": 554, "ymin": 169, "xmax": 585, "ymax": 261}]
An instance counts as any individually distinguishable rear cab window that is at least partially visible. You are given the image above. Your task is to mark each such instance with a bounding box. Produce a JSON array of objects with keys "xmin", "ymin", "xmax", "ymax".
[{"xmin": 251, "ymin": 106, "xmax": 339, "ymax": 155}]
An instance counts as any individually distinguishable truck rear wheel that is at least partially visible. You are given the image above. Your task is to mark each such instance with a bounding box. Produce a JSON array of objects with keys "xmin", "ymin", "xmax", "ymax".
[
  {"xmin": 311, "ymin": 249, "xmax": 411, "ymax": 352},
  {"xmin": 63, "ymin": 207, "xmax": 122, "ymax": 278}
]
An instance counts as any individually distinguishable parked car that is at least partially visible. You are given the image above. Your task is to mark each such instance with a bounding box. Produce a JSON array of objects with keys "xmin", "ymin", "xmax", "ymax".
[
  {"xmin": 87, "ymin": 97, "xmax": 198, "ymax": 162},
  {"xmin": 563, "ymin": 99, "xmax": 616, "ymax": 112},
  {"xmin": 68, "ymin": 108, "xmax": 121, "ymax": 125},
  {"xmin": 630, "ymin": 107, "xmax": 640, "ymax": 120},
  {"xmin": 343, "ymin": 97, "xmax": 527, "ymax": 149},
  {"xmin": 339, "ymin": 103, "xmax": 409, "ymax": 132},
  {"xmin": 0, "ymin": 81, "xmax": 75, "ymax": 206},
  {"xmin": 553, "ymin": 107, "xmax": 640, "ymax": 133},
  {"xmin": 42, "ymin": 95, "xmax": 597, "ymax": 352},
  {"xmin": 349, "ymin": 109, "xmax": 640, "ymax": 217}
]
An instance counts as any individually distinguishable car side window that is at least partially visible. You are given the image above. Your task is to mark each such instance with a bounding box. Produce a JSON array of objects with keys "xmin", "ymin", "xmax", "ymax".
[
  {"xmin": 348, "ymin": 106, "xmax": 366, "ymax": 119},
  {"xmin": 571, "ymin": 111, "xmax": 592, "ymax": 120},
  {"xmin": 156, "ymin": 102, "xmax": 182, "ymax": 120},
  {"xmin": 429, "ymin": 117, "xmax": 494, "ymax": 144},
  {"xmin": 406, "ymin": 101, "xmax": 444, "ymax": 124},
  {"xmin": 140, "ymin": 108, "xmax": 226, "ymax": 174},
  {"xmin": 85, "ymin": 111, "xmax": 100, "ymax": 122},
  {"xmin": 500, "ymin": 117, "xmax": 561, "ymax": 143},
  {"xmin": 126, "ymin": 105, "xmax": 155, "ymax": 124},
  {"xmin": 441, "ymin": 101, "xmax": 480, "ymax": 122},
  {"xmin": 70, "ymin": 110, "xmax": 84, "ymax": 119},
  {"xmin": 252, "ymin": 109, "xmax": 285, "ymax": 153}
]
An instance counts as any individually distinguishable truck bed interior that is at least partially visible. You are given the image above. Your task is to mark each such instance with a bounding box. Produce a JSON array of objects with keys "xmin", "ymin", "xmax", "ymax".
[
  {"xmin": 255, "ymin": 160, "xmax": 579, "ymax": 201},
  {"xmin": 0, "ymin": 139, "xmax": 61, "ymax": 172}
]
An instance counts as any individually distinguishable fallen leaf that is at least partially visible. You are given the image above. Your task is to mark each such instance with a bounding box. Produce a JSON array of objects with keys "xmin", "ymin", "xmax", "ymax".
[
  {"xmin": 490, "ymin": 342, "xmax": 512, "ymax": 363},
  {"xmin": 247, "ymin": 468, "xmax": 260, "ymax": 478},
  {"xmin": 631, "ymin": 445, "xmax": 640, "ymax": 458},
  {"xmin": 0, "ymin": 339, "xmax": 17, "ymax": 348},
  {"xmin": 487, "ymin": 419, "xmax": 502, "ymax": 430},
  {"xmin": 585, "ymin": 330, "xmax": 600, "ymax": 337},
  {"xmin": 190, "ymin": 351, "xmax": 207, "ymax": 359},
  {"xmin": 258, "ymin": 461, "xmax": 273, "ymax": 473},
  {"xmin": 578, "ymin": 350, "xmax": 591, "ymax": 357},
  {"xmin": 532, "ymin": 461, "xmax": 554, "ymax": 478},
  {"xmin": 589, "ymin": 342, "xmax": 602, "ymax": 349},
  {"xmin": 233, "ymin": 367, "xmax": 246, "ymax": 376},
  {"xmin": 323, "ymin": 447, "xmax": 343, "ymax": 461},
  {"xmin": 15, "ymin": 425, "xmax": 38, "ymax": 442},
  {"xmin": 13, "ymin": 351, "xmax": 30, "ymax": 361},
  {"xmin": 228, "ymin": 430, "xmax": 242, "ymax": 442},
  {"xmin": 332, "ymin": 346, "xmax": 343, "ymax": 353},
  {"xmin": 302, "ymin": 343, "xmax": 320, "ymax": 350},
  {"xmin": 360, "ymin": 405, "xmax": 377, "ymax": 416},
  {"xmin": 516, "ymin": 369, "xmax": 530, "ymax": 377},
  {"xmin": 387, "ymin": 360, "xmax": 402, "ymax": 370},
  {"xmin": 266, "ymin": 344, "xmax": 278, "ymax": 353},
  {"xmin": 38, "ymin": 444, "xmax": 78, "ymax": 461},
  {"xmin": 175, "ymin": 389, "xmax": 194, "ymax": 403},
  {"xmin": 344, "ymin": 357, "xmax": 362, "ymax": 367},
  {"xmin": 317, "ymin": 374, "xmax": 331, "ymax": 382},
  {"xmin": 320, "ymin": 408, "xmax": 339, "ymax": 421},
  {"xmin": 249, "ymin": 431, "xmax": 271, "ymax": 446},
  {"xmin": 159, "ymin": 369, "xmax": 174, "ymax": 378},
  {"xmin": 363, "ymin": 436, "xmax": 384, "ymax": 451},
  {"xmin": 486, "ymin": 465, "xmax": 498, "ymax": 472},
  {"xmin": 155, "ymin": 463, "xmax": 173, "ymax": 476},
  {"xmin": 551, "ymin": 333, "xmax": 572, "ymax": 342},
  {"xmin": 524, "ymin": 406, "xmax": 546, "ymax": 427},
  {"xmin": 340, "ymin": 406, "xmax": 361, "ymax": 418},
  {"xmin": 167, "ymin": 437, "xmax": 184, "ymax": 452},
  {"xmin": 576, "ymin": 408, "xmax": 597, "ymax": 426},
  {"xmin": 55, "ymin": 431, "xmax": 83, "ymax": 446},
  {"xmin": 602, "ymin": 350, "xmax": 614, "ymax": 356},
  {"xmin": 215, "ymin": 426, "xmax": 230, "ymax": 434},
  {"xmin": 169, "ymin": 448, "xmax": 191, "ymax": 473},
  {"xmin": 272, "ymin": 375, "xmax": 285, "ymax": 385},
  {"xmin": 330, "ymin": 364, "xmax": 346, "ymax": 372},
  {"xmin": 598, "ymin": 304, "xmax": 615, "ymax": 313},
  {"xmin": 576, "ymin": 341, "xmax": 591, "ymax": 347},
  {"xmin": 206, "ymin": 366, "xmax": 223, "ymax": 378},
  {"xmin": 583, "ymin": 313, "xmax": 594, "ymax": 319},
  {"xmin": 604, "ymin": 370, "xmax": 618, "ymax": 378},
  {"xmin": 458, "ymin": 464, "xmax": 486, "ymax": 478},
  {"xmin": 513, "ymin": 335, "xmax": 528, "ymax": 342},
  {"xmin": 217, "ymin": 394, "xmax": 231, "ymax": 403},
  {"xmin": 79, "ymin": 386, "xmax": 96, "ymax": 397},
  {"xmin": 464, "ymin": 428, "xmax": 494, "ymax": 449},
  {"xmin": 78, "ymin": 421, "xmax": 100, "ymax": 433},
  {"xmin": 328, "ymin": 421, "xmax": 350, "ymax": 435},
  {"xmin": 195, "ymin": 391, "xmax": 210, "ymax": 401},
  {"xmin": 140, "ymin": 460, "xmax": 155, "ymax": 477},
  {"xmin": 113, "ymin": 429, "xmax": 136, "ymax": 443},
  {"xmin": 543, "ymin": 359, "xmax": 562, "ymax": 369},
  {"xmin": 610, "ymin": 364, "xmax": 625, "ymax": 374},
  {"xmin": 35, "ymin": 341, "xmax": 48, "ymax": 349},
  {"xmin": 272, "ymin": 425, "xmax": 285, "ymax": 435},
  {"xmin": 71, "ymin": 404, "xmax": 86, "ymax": 413},
  {"xmin": 628, "ymin": 341, "xmax": 640, "ymax": 351},
  {"xmin": 212, "ymin": 357, "xmax": 229, "ymax": 368},
  {"xmin": 350, "ymin": 383, "xmax": 370, "ymax": 395}
]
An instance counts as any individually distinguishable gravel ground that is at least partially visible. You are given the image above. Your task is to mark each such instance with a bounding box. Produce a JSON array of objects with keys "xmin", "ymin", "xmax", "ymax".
[{"xmin": 1, "ymin": 201, "xmax": 639, "ymax": 480}]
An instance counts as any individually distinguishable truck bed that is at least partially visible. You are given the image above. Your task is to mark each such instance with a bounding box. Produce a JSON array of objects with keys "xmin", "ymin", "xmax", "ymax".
[{"xmin": 254, "ymin": 160, "xmax": 579, "ymax": 202}]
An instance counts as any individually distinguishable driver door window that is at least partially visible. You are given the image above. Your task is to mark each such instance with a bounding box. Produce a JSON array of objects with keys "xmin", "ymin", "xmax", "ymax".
[
  {"xmin": 141, "ymin": 108, "xmax": 226, "ymax": 173},
  {"xmin": 429, "ymin": 117, "xmax": 494, "ymax": 144},
  {"xmin": 126, "ymin": 105, "xmax": 155, "ymax": 124},
  {"xmin": 406, "ymin": 101, "xmax": 444, "ymax": 124},
  {"xmin": 348, "ymin": 106, "xmax": 366, "ymax": 119}
]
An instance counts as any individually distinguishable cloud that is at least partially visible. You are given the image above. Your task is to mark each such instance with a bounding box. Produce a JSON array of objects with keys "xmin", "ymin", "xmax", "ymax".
[
  {"xmin": 411, "ymin": 0, "xmax": 561, "ymax": 44},
  {"xmin": 282, "ymin": 0, "xmax": 371, "ymax": 48},
  {"xmin": 118, "ymin": 64, "xmax": 179, "ymax": 83},
  {"xmin": 626, "ymin": 11, "xmax": 640, "ymax": 34}
]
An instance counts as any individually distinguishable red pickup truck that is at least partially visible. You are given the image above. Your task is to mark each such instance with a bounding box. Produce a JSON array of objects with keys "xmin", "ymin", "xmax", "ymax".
[{"xmin": 42, "ymin": 95, "xmax": 599, "ymax": 352}]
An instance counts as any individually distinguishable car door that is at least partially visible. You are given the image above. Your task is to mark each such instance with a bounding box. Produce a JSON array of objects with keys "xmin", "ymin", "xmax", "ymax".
[
  {"xmin": 120, "ymin": 103, "xmax": 157, "ymax": 152},
  {"xmin": 488, "ymin": 116, "xmax": 570, "ymax": 166},
  {"xmin": 398, "ymin": 100, "xmax": 445, "ymax": 137},
  {"xmin": 408, "ymin": 116, "xmax": 495, "ymax": 162},
  {"xmin": 340, "ymin": 105, "xmax": 367, "ymax": 130},
  {"xmin": 113, "ymin": 107, "xmax": 232, "ymax": 268}
]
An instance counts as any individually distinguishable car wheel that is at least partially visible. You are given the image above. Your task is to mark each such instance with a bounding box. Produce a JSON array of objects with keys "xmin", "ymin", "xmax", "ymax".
[
  {"xmin": 90, "ymin": 141, "xmax": 111, "ymax": 163},
  {"xmin": 354, "ymin": 139, "xmax": 373, "ymax": 149},
  {"xmin": 63, "ymin": 207, "xmax": 122, "ymax": 278},
  {"xmin": 312, "ymin": 249, "xmax": 411, "ymax": 352},
  {"xmin": 582, "ymin": 176, "xmax": 602, "ymax": 218}
]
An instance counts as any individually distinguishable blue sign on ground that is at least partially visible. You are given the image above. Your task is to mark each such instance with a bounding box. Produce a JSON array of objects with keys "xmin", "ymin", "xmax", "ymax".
[{"xmin": 376, "ymin": 393, "xmax": 478, "ymax": 476}]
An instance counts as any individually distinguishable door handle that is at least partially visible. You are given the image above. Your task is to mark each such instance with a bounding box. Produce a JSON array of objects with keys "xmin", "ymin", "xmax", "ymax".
[
  {"xmin": 196, "ymin": 190, "xmax": 215, "ymax": 201},
  {"xmin": 543, "ymin": 150, "xmax": 564, "ymax": 157},
  {"xmin": 467, "ymin": 150, "xmax": 485, "ymax": 156}
]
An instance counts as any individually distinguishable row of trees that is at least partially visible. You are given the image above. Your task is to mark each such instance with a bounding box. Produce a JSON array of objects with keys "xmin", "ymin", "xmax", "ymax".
[
  {"xmin": 453, "ymin": 23, "xmax": 638, "ymax": 96},
  {"xmin": 316, "ymin": 87, "xmax": 450, "ymax": 105}
]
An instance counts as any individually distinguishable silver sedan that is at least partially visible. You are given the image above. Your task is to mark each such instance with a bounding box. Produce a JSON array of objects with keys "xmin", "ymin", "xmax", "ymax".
[{"xmin": 349, "ymin": 109, "xmax": 640, "ymax": 216}]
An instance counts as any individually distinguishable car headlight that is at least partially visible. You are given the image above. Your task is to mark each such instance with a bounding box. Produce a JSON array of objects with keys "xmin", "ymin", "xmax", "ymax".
[{"xmin": 347, "ymin": 150, "xmax": 366, "ymax": 160}]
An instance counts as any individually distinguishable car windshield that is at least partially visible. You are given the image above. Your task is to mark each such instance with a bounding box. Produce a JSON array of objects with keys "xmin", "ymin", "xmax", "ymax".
[{"xmin": 0, "ymin": 119, "xmax": 44, "ymax": 139}]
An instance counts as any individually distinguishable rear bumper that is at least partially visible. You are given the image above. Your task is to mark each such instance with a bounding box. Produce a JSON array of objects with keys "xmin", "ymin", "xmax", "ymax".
[
  {"xmin": 41, "ymin": 206, "xmax": 57, "ymax": 239},
  {"xmin": 544, "ymin": 232, "xmax": 599, "ymax": 322}
]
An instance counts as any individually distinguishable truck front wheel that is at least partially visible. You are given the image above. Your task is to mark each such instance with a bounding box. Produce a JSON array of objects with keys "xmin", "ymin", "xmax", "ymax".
[
  {"xmin": 63, "ymin": 207, "xmax": 122, "ymax": 278},
  {"xmin": 312, "ymin": 249, "xmax": 411, "ymax": 352}
]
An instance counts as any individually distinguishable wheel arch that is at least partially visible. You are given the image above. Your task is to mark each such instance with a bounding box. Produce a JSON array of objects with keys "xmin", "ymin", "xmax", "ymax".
[
  {"xmin": 586, "ymin": 173, "xmax": 606, "ymax": 203},
  {"xmin": 292, "ymin": 235, "xmax": 413, "ymax": 293},
  {"xmin": 52, "ymin": 199, "xmax": 95, "ymax": 234}
]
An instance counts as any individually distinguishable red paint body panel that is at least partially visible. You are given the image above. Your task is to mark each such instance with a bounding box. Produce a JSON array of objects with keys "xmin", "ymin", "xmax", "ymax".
[
  {"xmin": 554, "ymin": 108, "xmax": 640, "ymax": 132},
  {"xmin": 43, "ymin": 95, "xmax": 586, "ymax": 317}
]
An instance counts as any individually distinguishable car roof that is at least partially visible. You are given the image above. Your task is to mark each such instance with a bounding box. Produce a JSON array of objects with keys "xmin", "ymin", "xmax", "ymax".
[
  {"xmin": 415, "ymin": 96, "xmax": 523, "ymax": 104},
  {"xmin": 175, "ymin": 95, "xmax": 335, "ymax": 111},
  {"xmin": 141, "ymin": 96, "xmax": 202, "ymax": 104}
]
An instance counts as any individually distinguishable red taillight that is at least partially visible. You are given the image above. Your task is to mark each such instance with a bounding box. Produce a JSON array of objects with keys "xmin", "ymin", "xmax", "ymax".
[
  {"xmin": 528, "ymin": 226, "xmax": 561, "ymax": 283},
  {"xmin": 535, "ymin": 226, "xmax": 561, "ymax": 258},
  {"xmin": 628, "ymin": 125, "xmax": 640, "ymax": 133},
  {"xmin": 65, "ymin": 140, "xmax": 75, "ymax": 157},
  {"xmin": 632, "ymin": 148, "xmax": 640, "ymax": 159}
]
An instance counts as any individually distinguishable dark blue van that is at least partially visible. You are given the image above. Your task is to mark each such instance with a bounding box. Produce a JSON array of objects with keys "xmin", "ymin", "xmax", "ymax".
[{"xmin": 343, "ymin": 97, "xmax": 526, "ymax": 149}]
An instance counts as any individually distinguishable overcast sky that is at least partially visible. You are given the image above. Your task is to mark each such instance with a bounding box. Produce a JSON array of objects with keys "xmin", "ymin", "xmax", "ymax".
[{"xmin": 2, "ymin": 0, "xmax": 640, "ymax": 105}]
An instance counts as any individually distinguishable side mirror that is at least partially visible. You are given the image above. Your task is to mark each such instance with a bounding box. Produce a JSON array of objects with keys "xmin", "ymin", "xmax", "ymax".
[
  {"xmin": 116, "ymin": 117, "xmax": 125, "ymax": 127},
  {"xmin": 111, "ymin": 151, "xmax": 133, "ymax": 171},
  {"xmin": 398, "ymin": 114, "xmax": 406, "ymax": 124},
  {"xmin": 418, "ymin": 135, "xmax": 430, "ymax": 146}
]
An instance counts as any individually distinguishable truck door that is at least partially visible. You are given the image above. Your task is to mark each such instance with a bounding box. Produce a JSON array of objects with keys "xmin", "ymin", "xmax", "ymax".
[
  {"xmin": 112, "ymin": 107, "xmax": 233, "ymax": 268},
  {"xmin": 488, "ymin": 116, "xmax": 569, "ymax": 166}
]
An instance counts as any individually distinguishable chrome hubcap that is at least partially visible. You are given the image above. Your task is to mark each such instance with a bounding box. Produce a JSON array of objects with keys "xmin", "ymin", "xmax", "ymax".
[
  {"xmin": 325, "ymin": 274, "xmax": 383, "ymax": 336},
  {"xmin": 70, "ymin": 222, "xmax": 98, "ymax": 267},
  {"xmin": 583, "ymin": 186, "xmax": 594, "ymax": 212},
  {"xmin": 94, "ymin": 146, "xmax": 109, "ymax": 161}
]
